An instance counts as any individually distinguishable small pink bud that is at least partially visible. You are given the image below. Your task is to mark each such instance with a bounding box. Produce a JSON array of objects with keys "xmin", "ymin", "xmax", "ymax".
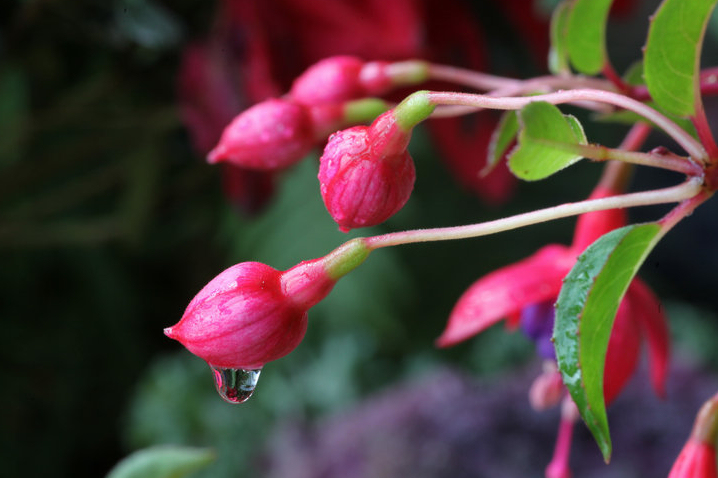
[
  {"xmin": 289, "ymin": 56, "xmax": 393, "ymax": 105},
  {"xmin": 668, "ymin": 392, "xmax": 718, "ymax": 478},
  {"xmin": 529, "ymin": 364, "xmax": 564, "ymax": 411},
  {"xmin": 164, "ymin": 239, "xmax": 370, "ymax": 369},
  {"xmin": 207, "ymin": 98, "xmax": 315, "ymax": 170},
  {"xmin": 318, "ymin": 110, "xmax": 415, "ymax": 232},
  {"xmin": 668, "ymin": 441, "xmax": 717, "ymax": 478}
]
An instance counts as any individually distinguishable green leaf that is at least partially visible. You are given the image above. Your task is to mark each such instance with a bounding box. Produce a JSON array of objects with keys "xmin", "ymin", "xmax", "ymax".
[
  {"xmin": 566, "ymin": 0, "xmax": 614, "ymax": 75},
  {"xmin": 554, "ymin": 223, "xmax": 662, "ymax": 462},
  {"xmin": 508, "ymin": 101, "xmax": 587, "ymax": 180},
  {"xmin": 484, "ymin": 110, "xmax": 518, "ymax": 175},
  {"xmin": 548, "ymin": 1, "xmax": 572, "ymax": 75},
  {"xmin": 644, "ymin": 0, "xmax": 718, "ymax": 117},
  {"xmin": 622, "ymin": 60, "xmax": 645, "ymax": 87},
  {"xmin": 106, "ymin": 446, "xmax": 215, "ymax": 478}
]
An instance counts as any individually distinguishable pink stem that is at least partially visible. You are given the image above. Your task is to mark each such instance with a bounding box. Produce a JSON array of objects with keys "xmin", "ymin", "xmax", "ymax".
[
  {"xmin": 364, "ymin": 178, "xmax": 702, "ymax": 249},
  {"xmin": 545, "ymin": 400, "xmax": 577, "ymax": 478},
  {"xmin": 602, "ymin": 62, "xmax": 630, "ymax": 94}
]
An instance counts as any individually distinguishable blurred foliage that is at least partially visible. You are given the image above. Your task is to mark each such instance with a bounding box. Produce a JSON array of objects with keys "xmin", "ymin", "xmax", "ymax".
[{"xmin": 1, "ymin": 1, "xmax": 717, "ymax": 478}]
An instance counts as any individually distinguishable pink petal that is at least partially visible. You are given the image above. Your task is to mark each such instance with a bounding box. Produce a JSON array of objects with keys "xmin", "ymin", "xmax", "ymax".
[
  {"xmin": 436, "ymin": 244, "xmax": 574, "ymax": 347},
  {"xmin": 627, "ymin": 278, "xmax": 670, "ymax": 398}
]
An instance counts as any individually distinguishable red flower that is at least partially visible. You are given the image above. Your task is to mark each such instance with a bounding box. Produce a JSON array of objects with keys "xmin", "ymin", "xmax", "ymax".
[{"xmin": 437, "ymin": 185, "xmax": 670, "ymax": 402}]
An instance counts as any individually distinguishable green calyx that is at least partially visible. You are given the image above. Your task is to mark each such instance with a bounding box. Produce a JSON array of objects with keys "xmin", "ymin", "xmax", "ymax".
[
  {"xmin": 323, "ymin": 238, "xmax": 371, "ymax": 280},
  {"xmin": 389, "ymin": 60, "xmax": 430, "ymax": 85},
  {"xmin": 693, "ymin": 393, "xmax": 718, "ymax": 445},
  {"xmin": 394, "ymin": 90, "xmax": 435, "ymax": 132},
  {"xmin": 344, "ymin": 98, "xmax": 390, "ymax": 124}
]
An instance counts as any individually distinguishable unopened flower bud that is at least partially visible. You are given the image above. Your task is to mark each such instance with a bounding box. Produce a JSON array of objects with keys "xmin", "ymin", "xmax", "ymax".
[
  {"xmin": 289, "ymin": 56, "xmax": 428, "ymax": 105},
  {"xmin": 318, "ymin": 111, "xmax": 415, "ymax": 232},
  {"xmin": 165, "ymin": 239, "xmax": 370, "ymax": 369},
  {"xmin": 207, "ymin": 98, "xmax": 315, "ymax": 170},
  {"xmin": 669, "ymin": 393, "xmax": 718, "ymax": 478},
  {"xmin": 529, "ymin": 362, "xmax": 564, "ymax": 411},
  {"xmin": 318, "ymin": 92, "xmax": 434, "ymax": 232}
]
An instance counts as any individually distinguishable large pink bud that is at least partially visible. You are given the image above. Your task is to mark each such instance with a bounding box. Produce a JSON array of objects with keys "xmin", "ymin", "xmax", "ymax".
[
  {"xmin": 318, "ymin": 110, "xmax": 416, "ymax": 232},
  {"xmin": 164, "ymin": 239, "xmax": 370, "ymax": 369},
  {"xmin": 207, "ymin": 98, "xmax": 315, "ymax": 170}
]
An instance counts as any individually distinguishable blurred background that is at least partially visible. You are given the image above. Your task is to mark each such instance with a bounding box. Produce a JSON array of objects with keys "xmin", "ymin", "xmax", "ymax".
[{"xmin": 2, "ymin": 1, "xmax": 718, "ymax": 477}]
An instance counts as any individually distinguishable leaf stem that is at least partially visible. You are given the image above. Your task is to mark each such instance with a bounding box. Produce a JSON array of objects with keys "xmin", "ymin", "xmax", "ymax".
[
  {"xmin": 365, "ymin": 177, "xmax": 703, "ymax": 249},
  {"xmin": 426, "ymin": 89, "xmax": 708, "ymax": 162},
  {"xmin": 561, "ymin": 142, "xmax": 701, "ymax": 176}
]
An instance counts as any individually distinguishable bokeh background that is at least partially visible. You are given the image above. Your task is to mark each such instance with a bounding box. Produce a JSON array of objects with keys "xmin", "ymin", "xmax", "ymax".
[{"xmin": 2, "ymin": 1, "xmax": 718, "ymax": 477}]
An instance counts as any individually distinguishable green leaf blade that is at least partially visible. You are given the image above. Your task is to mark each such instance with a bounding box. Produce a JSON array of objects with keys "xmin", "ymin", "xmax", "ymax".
[
  {"xmin": 549, "ymin": 1, "xmax": 572, "ymax": 75},
  {"xmin": 566, "ymin": 0, "xmax": 614, "ymax": 75},
  {"xmin": 106, "ymin": 446, "xmax": 215, "ymax": 478},
  {"xmin": 554, "ymin": 223, "xmax": 662, "ymax": 462},
  {"xmin": 644, "ymin": 0, "xmax": 718, "ymax": 117},
  {"xmin": 508, "ymin": 102, "xmax": 587, "ymax": 181},
  {"xmin": 484, "ymin": 110, "xmax": 519, "ymax": 175}
]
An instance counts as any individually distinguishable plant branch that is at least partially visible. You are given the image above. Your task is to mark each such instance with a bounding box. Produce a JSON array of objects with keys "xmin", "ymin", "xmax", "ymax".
[
  {"xmin": 558, "ymin": 142, "xmax": 701, "ymax": 176},
  {"xmin": 426, "ymin": 89, "xmax": 708, "ymax": 162},
  {"xmin": 365, "ymin": 177, "xmax": 703, "ymax": 249}
]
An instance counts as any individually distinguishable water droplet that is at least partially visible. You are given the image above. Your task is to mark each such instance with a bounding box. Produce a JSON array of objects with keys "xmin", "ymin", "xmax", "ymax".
[{"xmin": 210, "ymin": 366, "xmax": 261, "ymax": 404}]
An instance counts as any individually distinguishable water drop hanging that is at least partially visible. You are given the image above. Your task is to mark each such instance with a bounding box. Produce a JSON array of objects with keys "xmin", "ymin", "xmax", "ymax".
[{"xmin": 211, "ymin": 366, "xmax": 261, "ymax": 404}]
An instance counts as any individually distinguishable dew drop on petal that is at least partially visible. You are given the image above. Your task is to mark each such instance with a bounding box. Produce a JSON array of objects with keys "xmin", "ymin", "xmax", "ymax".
[{"xmin": 211, "ymin": 366, "xmax": 261, "ymax": 404}]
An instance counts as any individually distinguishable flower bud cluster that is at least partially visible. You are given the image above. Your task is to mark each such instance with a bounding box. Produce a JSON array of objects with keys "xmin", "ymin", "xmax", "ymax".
[{"xmin": 208, "ymin": 56, "xmax": 426, "ymax": 173}]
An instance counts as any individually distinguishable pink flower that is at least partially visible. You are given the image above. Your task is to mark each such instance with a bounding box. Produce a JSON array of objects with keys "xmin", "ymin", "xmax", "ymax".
[
  {"xmin": 436, "ymin": 185, "xmax": 671, "ymax": 476},
  {"xmin": 437, "ymin": 185, "xmax": 670, "ymax": 401},
  {"xmin": 165, "ymin": 239, "xmax": 370, "ymax": 369},
  {"xmin": 177, "ymin": 41, "xmax": 277, "ymax": 214},
  {"xmin": 318, "ymin": 110, "xmax": 415, "ymax": 232}
]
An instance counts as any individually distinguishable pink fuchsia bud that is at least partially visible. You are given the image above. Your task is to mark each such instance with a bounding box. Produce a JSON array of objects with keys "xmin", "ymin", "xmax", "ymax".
[
  {"xmin": 207, "ymin": 98, "xmax": 315, "ymax": 170},
  {"xmin": 529, "ymin": 362, "xmax": 565, "ymax": 411},
  {"xmin": 318, "ymin": 112, "xmax": 414, "ymax": 232},
  {"xmin": 289, "ymin": 55, "xmax": 428, "ymax": 105},
  {"xmin": 318, "ymin": 92, "xmax": 434, "ymax": 232},
  {"xmin": 668, "ymin": 393, "xmax": 718, "ymax": 478},
  {"xmin": 208, "ymin": 97, "xmax": 389, "ymax": 172},
  {"xmin": 164, "ymin": 239, "xmax": 370, "ymax": 369}
]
